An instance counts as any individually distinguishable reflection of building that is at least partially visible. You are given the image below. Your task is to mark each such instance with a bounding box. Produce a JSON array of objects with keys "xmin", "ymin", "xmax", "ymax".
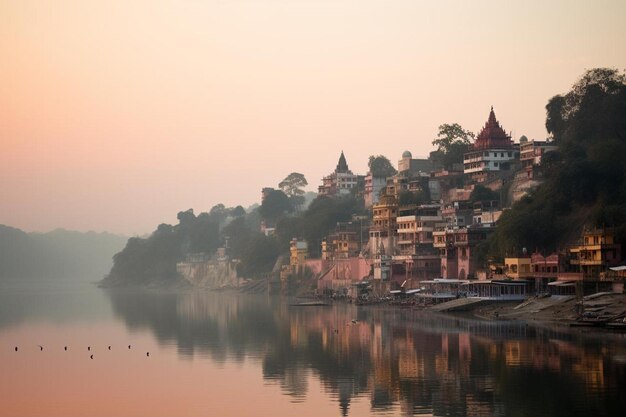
[
  {"xmin": 318, "ymin": 151, "xmax": 359, "ymax": 196},
  {"xmin": 464, "ymin": 107, "xmax": 519, "ymax": 182}
]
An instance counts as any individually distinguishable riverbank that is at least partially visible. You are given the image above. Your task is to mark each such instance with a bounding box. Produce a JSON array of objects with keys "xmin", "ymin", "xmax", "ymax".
[{"xmin": 465, "ymin": 293, "xmax": 626, "ymax": 327}]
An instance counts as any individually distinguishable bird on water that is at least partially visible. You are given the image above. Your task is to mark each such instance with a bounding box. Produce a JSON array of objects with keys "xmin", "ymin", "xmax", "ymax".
[
  {"xmin": 128, "ymin": 345, "xmax": 131, "ymax": 349},
  {"xmin": 14, "ymin": 346, "xmax": 18, "ymax": 352},
  {"xmin": 88, "ymin": 346, "xmax": 91, "ymax": 351},
  {"xmin": 90, "ymin": 354, "xmax": 93, "ymax": 359},
  {"xmin": 146, "ymin": 352, "xmax": 150, "ymax": 357},
  {"xmin": 64, "ymin": 346, "xmax": 68, "ymax": 351}
]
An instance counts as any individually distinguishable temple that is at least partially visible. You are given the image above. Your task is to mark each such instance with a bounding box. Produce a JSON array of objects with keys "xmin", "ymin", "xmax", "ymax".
[
  {"xmin": 463, "ymin": 107, "xmax": 519, "ymax": 182},
  {"xmin": 318, "ymin": 151, "xmax": 359, "ymax": 196}
]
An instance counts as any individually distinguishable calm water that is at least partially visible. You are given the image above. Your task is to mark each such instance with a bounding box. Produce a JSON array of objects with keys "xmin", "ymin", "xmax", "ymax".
[{"xmin": 1, "ymin": 279, "xmax": 625, "ymax": 417}]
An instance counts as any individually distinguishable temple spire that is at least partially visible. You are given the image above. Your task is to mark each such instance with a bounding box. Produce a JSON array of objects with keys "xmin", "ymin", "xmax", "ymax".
[
  {"xmin": 473, "ymin": 106, "xmax": 512, "ymax": 150},
  {"xmin": 336, "ymin": 151, "xmax": 349, "ymax": 173}
]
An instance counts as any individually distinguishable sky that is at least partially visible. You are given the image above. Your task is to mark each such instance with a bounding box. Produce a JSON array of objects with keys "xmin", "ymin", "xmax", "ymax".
[{"xmin": 1, "ymin": 0, "xmax": 625, "ymax": 235}]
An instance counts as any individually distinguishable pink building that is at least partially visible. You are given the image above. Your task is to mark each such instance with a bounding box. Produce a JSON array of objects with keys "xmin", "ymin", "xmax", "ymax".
[
  {"xmin": 434, "ymin": 226, "xmax": 493, "ymax": 279},
  {"xmin": 317, "ymin": 257, "xmax": 372, "ymax": 294}
]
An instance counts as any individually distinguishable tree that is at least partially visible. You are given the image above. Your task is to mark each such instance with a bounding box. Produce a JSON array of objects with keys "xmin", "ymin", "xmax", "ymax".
[
  {"xmin": 259, "ymin": 188, "xmax": 292, "ymax": 226},
  {"xmin": 279, "ymin": 172, "xmax": 308, "ymax": 210},
  {"xmin": 230, "ymin": 205, "xmax": 246, "ymax": 218},
  {"xmin": 209, "ymin": 204, "xmax": 228, "ymax": 224},
  {"xmin": 279, "ymin": 172, "xmax": 308, "ymax": 197},
  {"xmin": 488, "ymin": 68, "xmax": 626, "ymax": 258},
  {"xmin": 398, "ymin": 190, "xmax": 427, "ymax": 206},
  {"xmin": 430, "ymin": 123, "xmax": 475, "ymax": 169},
  {"xmin": 368, "ymin": 155, "xmax": 397, "ymax": 178},
  {"xmin": 469, "ymin": 185, "xmax": 499, "ymax": 203}
]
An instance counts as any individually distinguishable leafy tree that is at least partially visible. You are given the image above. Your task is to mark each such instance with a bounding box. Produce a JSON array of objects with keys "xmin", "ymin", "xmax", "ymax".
[
  {"xmin": 368, "ymin": 155, "xmax": 397, "ymax": 178},
  {"xmin": 239, "ymin": 233, "xmax": 280, "ymax": 277},
  {"xmin": 430, "ymin": 123, "xmax": 475, "ymax": 169},
  {"xmin": 209, "ymin": 203, "xmax": 228, "ymax": 224},
  {"xmin": 279, "ymin": 172, "xmax": 308, "ymax": 197},
  {"xmin": 470, "ymin": 185, "xmax": 499, "ymax": 203},
  {"xmin": 398, "ymin": 190, "xmax": 427, "ymax": 206},
  {"xmin": 230, "ymin": 205, "xmax": 246, "ymax": 218},
  {"xmin": 221, "ymin": 216, "xmax": 254, "ymax": 259},
  {"xmin": 259, "ymin": 188, "xmax": 292, "ymax": 225},
  {"xmin": 279, "ymin": 172, "xmax": 308, "ymax": 210}
]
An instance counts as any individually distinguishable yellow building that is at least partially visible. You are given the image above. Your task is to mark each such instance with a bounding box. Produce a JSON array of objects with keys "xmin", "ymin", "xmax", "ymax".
[
  {"xmin": 369, "ymin": 194, "xmax": 398, "ymax": 256},
  {"xmin": 569, "ymin": 227, "xmax": 621, "ymax": 279},
  {"xmin": 504, "ymin": 257, "xmax": 532, "ymax": 279},
  {"xmin": 290, "ymin": 239, "xmax": 308, "ymax": 267}
]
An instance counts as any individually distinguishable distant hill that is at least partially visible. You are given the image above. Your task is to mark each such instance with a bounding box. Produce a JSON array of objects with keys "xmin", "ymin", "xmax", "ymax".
[{"xmin": 0, "ymin": 225, "xmax": 127, "ymax": 281}]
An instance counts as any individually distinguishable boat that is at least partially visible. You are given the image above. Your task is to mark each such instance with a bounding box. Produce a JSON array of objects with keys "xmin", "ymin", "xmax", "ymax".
[{"xmin": 290, "ymin": 301, "xmax": 330, "ymax": 307}]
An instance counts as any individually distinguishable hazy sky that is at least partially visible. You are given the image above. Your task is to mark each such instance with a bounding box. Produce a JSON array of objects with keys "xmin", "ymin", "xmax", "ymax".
[{"xmin": 2, "ymin": 0, "xmax": 625, "ymax": 235}]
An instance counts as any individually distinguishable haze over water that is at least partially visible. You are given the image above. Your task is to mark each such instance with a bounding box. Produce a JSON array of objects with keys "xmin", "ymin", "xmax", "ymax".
[{"xmin": 1, "ymin": 279, "xmax": 625, "ymax": 416}]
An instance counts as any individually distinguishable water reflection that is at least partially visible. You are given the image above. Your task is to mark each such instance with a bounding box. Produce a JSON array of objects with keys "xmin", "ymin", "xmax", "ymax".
[
  {"xmin": 0, "ymin": 278, "xmax": 112, "ymax": 328},
  {"xmin": 104, "ymin": 290, "xmax": 626, "ymax": 416}
]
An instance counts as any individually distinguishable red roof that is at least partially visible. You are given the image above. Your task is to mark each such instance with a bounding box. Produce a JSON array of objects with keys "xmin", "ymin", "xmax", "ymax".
[{"xmin": 473, "ymin": 107, "xmax": 513, "ymax": 150}]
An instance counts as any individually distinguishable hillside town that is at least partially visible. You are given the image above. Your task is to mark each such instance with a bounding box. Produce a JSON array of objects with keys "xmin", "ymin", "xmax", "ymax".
[{"xmin": 263, "ymin": 107, "xmax": 624, "ymax": 304}]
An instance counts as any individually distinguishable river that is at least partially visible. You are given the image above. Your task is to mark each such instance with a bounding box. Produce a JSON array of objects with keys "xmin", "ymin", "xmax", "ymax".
[{"xmin": 1, "ymin": 278, "xmax": 625, "ymax": 416}]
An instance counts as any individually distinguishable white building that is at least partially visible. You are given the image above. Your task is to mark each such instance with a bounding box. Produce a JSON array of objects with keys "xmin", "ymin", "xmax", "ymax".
[
  {"xmin": 318, "ymin": 151, "xmax": 359, "ymax": 196},
  {"xmin": 463, "ymin": 107, "xmax": 519, "ymax": 182}
]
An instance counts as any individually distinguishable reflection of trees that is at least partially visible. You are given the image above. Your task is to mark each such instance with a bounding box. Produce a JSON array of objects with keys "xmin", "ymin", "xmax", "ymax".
[{"xmin": 105, "ymin": 291, "xmax": 626, "ymax": 416}]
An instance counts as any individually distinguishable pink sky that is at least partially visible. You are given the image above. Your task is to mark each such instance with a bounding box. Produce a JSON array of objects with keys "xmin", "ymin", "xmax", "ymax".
[{"xmin": 2, "ymin": 0, "xmax": 625, "ymax": 235}]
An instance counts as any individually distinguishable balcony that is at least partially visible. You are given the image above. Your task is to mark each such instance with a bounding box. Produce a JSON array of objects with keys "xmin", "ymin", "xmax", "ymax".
[{"xmin": 464, "ymin": 165, "xmax": 486, "ymax": 174}]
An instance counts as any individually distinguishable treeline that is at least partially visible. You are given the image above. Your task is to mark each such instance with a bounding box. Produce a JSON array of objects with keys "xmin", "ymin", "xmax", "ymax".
[
  {"xmin": 489, "ymin": 68, "xmax": 626, "ymax": 257},
  {"xmin": 102, "ymin": 185, "xmax": 363, "ymax": 287}
]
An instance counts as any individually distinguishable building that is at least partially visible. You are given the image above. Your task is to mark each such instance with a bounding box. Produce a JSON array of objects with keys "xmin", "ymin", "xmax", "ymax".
[
  {"xmin": 280, "ymin": 239, "xmax": 310, "ymax": 282},
  {"xmin": 396, "ymin": 204, "xmax": 442, "ymax": 256},
  {"xmin": 433, "ymin": 226, "xmax": 493, "ymax": 279},
  {"xmin": 441, "ymin": 201, "xmax": 474, "ymax": 228},
  {"xmin": 318, "ymin": 151, "xmax": 359, "ymax": 196},
  {"xmin": 472, "ymin": 200, "xmax": 502, "ymax": 227},
  {"xmin": 290, "ymin": 239, "xmax": 308, "ymax": 267},
  {"xmin": 519, "ymin": 139, "xmax": 557, "ymax": 179},
  {"xmin": 569, "ymin": 227, "xmax": 622, "ymax": 279},
  {"xmin": 321, "ymin": 222, "xmax": 362, "ymax": 261},
  {"xmin": 364, "ymin": 172, "xmax": 387, "ymax": 208},
  {"xmin": 368, "ymin": 194, "xmax": 398, "ymax": 257},
  {"xmin": 504, "ymin": 257, "xmax": 532, "ymax": 279},
  {"xmin": 464, "ymin": 107, "xmax": 519, "ymax": 182},
  {"xmin": 397, "ymin": 150, "xmax": 434, "ymax": 175}
]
